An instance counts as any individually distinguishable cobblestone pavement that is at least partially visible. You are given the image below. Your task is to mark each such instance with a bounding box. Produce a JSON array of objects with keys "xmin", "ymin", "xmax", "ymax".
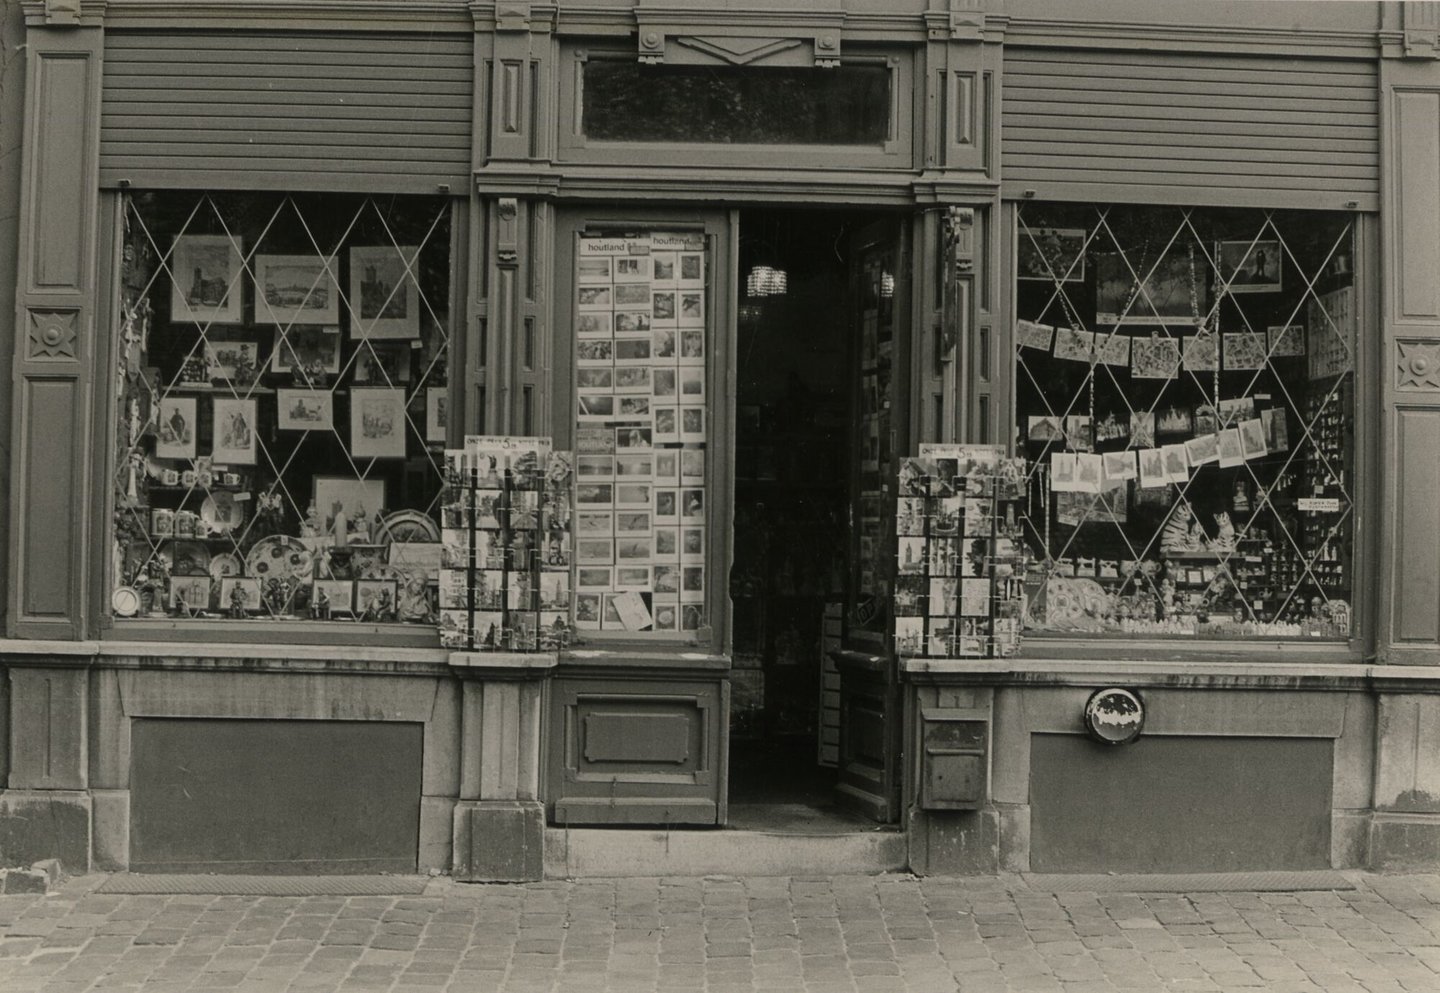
[{"xmin": 4, "ymin": 873, "xmax": 1440, "ymax": 992}]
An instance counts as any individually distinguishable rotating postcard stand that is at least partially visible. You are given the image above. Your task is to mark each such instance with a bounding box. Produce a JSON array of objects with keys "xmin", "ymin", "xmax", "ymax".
[
  {"xmin": 438, "ymin": 436, "xmax": 574, "ymax": 652},
  {"xmin": 893, "ymin": 445, "xmax": 1029, "ymax": 659}
]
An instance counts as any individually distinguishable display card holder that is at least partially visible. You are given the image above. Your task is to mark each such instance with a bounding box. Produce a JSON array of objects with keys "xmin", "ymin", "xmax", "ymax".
[
  {"xmin": 894, "ymin": 450, "xmax": 1028, "ymax": 659},
  {"xmin": 439, "ymin": 443, "xmax": 573, "ymax": 652}
]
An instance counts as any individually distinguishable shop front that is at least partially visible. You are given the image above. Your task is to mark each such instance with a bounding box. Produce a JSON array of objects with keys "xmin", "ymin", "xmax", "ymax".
[{"xmin": 3, "ymin": 0, "xmax": 1440, "ymax": 880}]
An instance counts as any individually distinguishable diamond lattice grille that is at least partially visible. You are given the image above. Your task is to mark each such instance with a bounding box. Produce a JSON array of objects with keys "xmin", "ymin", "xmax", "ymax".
[
  {"xmin": 1013, "ymin": 204, "xmax": 1354, "ymax": 639},
  {"xmin": 112, "ymin": 192, "xmax": 452, "ymax": 623}
]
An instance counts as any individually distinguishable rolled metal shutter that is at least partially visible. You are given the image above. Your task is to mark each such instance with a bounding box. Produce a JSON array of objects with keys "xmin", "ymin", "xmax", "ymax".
[
  {"xmin": 101, "ymin": 31, "xmax": 473, "ymax": 192},
  {"xmin": 1001, "ymin": 47, "xmax": 1379, "ymax": 209}
]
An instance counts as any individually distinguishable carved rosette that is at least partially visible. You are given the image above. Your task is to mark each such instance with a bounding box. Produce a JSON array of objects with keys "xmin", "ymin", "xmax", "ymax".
[
  {"xmin": 1397, "ymin": 340, "xmax": 1440, "ymax": 391},
  {"xmin": 26, "ymin": 310, "xmax": 78, "ymax": 361}
]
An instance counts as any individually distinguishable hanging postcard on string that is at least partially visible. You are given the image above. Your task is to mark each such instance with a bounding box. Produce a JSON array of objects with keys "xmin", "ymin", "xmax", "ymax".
[
  {"xmin": 1223, "ymin": 331, "xmax": 1268, "ymax": 370},
  {"xmin": 1052, "ymin": 327, "xmax": 1095, "ymax": 363},
  {"xmin": 1016, "ymin": 319, "xmax": 1054, "ymax": 350},
  {"xmin": 1182, "ymin": 331, "xmax": 1219, "ymax": 371},
  {"xmin": 1095, "ymin": 332, "xmax": 1131, "ymax": 367},
  {"xmin": 1131, "ymin": 334, "xmax": 1180, "ymax": 379}
]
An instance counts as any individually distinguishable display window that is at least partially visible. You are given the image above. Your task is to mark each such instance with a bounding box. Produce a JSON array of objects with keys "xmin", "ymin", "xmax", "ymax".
[
  {"xmin": 569, "ymin": 231, "xmax": 711, "ymax": 638},
  {"xmin": 1014, "ymin": 204, "xmax": 1356, "ymax": 640},
  {"xmin": 109, "ymin": 192, "xmax": 453, "ymax": 625}
]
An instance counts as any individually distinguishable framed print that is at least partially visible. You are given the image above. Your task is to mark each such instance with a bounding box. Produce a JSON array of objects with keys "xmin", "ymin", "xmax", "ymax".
[
  {"xmin": 312, "ymin": 579, "xmax": 354, "ymax": 615},
  {"xmin": 212, "ymin": 397, "xmax": 258, "ymax": 464},
  {"xmin": 350, "ymin": 245, "xmax": 422, "ymax": 340},
  {"xmin": 254, "ymin": 254, "xmax": 340, "ymax": 325},
  {"xmin": 204, "ymin": 339, "xmax": 260, "ymax": 382},
  {"xmin": 220, "ymin": 577, "xmax": 262, "ymax": 615},
  {"xmin": 1217, "ymin": 240, "xmax": 1281, "ymax": 293},
  {"xmin": 169, "ymin": 575, "xmax": 213, "ymax": 612},
  {"xmin": 1017, "ymin": 227, "xmax": 1087, "ymax": 283},
  {"xmin": 426, "ymin": 387, "xmax": 448, "ymax": 444},
  {"xmin": 350, "ymin": 387, "xmax": 408, "ymax": 459},
  {"xmin": 170, "ymin": 234, "xmax": 243, "ymax": 324},
  {"xmin": 277, "ymin": 389, "xmax": 334, "ymax": 432},
  {"xmin": 156, "ymin": 396, "xmax": 198, "ymax": 459},
  {"xmin": 353, "ymin": 343, "xmax": 412, "ymax": 385},
  {"xmin": 271, "ymin": 327, "xmax": 341, "ymax": 376},
  {"xmin": 1096, "ymin": 252, "xmax": 1196, "ymax": 325},
  {"xmin": 314, "ymin": 476, "xmax": 386, "ymax": 529}
]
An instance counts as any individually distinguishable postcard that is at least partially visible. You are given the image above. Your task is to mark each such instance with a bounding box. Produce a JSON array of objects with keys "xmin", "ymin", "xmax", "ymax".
[
  {"xmin": 1015, "ymin": 319, "xmax": 1054, "ymax": 351},
  {"xmin": 1131, "ymin": 334, "xmax": 1180, "ymax": 379},
  {"xmin": 1223, "ymin": 331, "xmax": 1268, "ymax": 371},
  {"xmin": 1217, "ymin": 240, "xmax": 1281, "ymax": 293},
  {"xmin": 1137, "ymin": 448, "xmax": 1167, "ymax": 489},
  {"xmin": 1184, "ymin": 433, "xmax": 1220, "ymax": 466},
  {"xmin": 1217, "ymin": 428, "xmax": 1245, "ymax": 468}
]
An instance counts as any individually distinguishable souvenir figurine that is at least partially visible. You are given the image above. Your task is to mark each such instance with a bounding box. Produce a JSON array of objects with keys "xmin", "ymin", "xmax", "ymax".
[
  {"xmin": 311, "ymin": 585, "xmax": 331, "ymax": 620},
  {"xmin": 301, "ymin": 502, "xmax": 321, "ymax": 538},
  {"xmin": 1232, "ymin": 479, "xmax": 1250, "ymax": 515},
  {"xmin": 1211, "ymin": 512, "xmax": 1236, "ymax": 553},
  {"xmin": 263, "ymin": 576, "xmax": 292, "ymax": 616},
  {"xmin": 228, "ymin": 582, "xmax": 250, "ymax": 619},
  {"xmin": 370, "ymin": 509, "xmax": 385, "ymax": 545},
  {"xmin": 330, "ymin": 501, "xmax": 349, "ymax": 548}
]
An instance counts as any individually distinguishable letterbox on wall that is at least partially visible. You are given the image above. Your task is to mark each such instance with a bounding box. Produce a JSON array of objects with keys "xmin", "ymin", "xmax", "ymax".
[{"xmin": 919, "ymin": 708, "xmax": 989, "ymax": 810}]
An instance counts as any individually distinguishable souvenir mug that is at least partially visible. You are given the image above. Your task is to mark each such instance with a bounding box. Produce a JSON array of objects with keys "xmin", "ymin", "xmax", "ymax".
[
  {"xmin": 181, "ymin": 469, "xmax": 197, "ymax": 488},
  {"xmin": 162, "ymin": 468, "xmax": 180, "ymax": 486},
  {"xmin": 151, "ymin": 508, "xmax": 174, "ymax": 537},
  {"xmin": 174, "ymin": 510, "xmax": 197, "ymax": 538},
  {"xmin": 223, "ymin": 472, "xmax": 240, "ymax": 487},
  {"xmin": 197, "ymin": 469, "xmax": 215, "ymax": 490}
]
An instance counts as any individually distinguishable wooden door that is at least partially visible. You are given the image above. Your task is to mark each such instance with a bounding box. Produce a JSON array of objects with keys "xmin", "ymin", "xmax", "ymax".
[{"xmin": 835, "ymin": 219, "xmax": 909, "ymax": 823}]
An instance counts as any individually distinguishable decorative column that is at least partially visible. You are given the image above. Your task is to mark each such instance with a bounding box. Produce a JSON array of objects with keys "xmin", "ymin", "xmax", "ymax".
[
  {"xmin": 1372, "ymin": 2, "xmax": 1440, "ymax": 868},
  {"xmin": 7, "ymin": 0, "xmax": 103, "ymax": 639},
  {"xmin": 449, "ymin": 652, "xmax": 555, "ymax": 881}
]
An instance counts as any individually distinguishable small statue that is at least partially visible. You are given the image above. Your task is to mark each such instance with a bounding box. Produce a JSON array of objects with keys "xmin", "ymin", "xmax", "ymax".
[
  {"xmin": 330, "ymin": 501, "xmax": 349, "ymax": 548},
  {"xmin": 369, "ymin": 509, "xmax": 385, "ymax": 545},
  {"xmin": 373, "ymin": 586, "xmax": 395, "ymax": 622},
  {"xmin": 398, "ymin": 576, "xmax": 433, "ymax": 623},
  {"xmin": 263, "ymin": 577, "xmax": 292, "ymax": 616},
  {"xmin": 311, "ymin": 585, "xmax": 331, "ymax": 620},
  {"xmin": 1211, "ymin": 511, "xmax": 1236, "ymax": 553},
  {"xmin": 301, "ymin": 502, "xmax": 321, "ymax": 538},
  {"xmin": 1160, "ymin": 502, "xmax": 1200, "ymax": 553},
  {"xmin": 228, "ymin": 582, "xmax": 250, "ymax": 619},
  {"xmin": 1232, "ymin": 479, "xmax": 1251, "ymax": 515}
]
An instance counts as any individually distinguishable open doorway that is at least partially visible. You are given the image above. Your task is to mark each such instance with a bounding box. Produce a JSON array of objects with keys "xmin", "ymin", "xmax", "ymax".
[{"xmin": 728, "ymin": 207, "xmax": 896, "ymax": 830}]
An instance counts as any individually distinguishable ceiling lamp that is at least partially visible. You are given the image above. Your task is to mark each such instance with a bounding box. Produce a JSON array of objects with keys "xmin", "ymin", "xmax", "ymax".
[{"xmin": 746, "ymin": 265, "xmax": 788, "ymax": 298}]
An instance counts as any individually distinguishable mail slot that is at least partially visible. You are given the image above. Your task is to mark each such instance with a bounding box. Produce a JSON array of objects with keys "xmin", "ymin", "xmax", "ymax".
[{"xmin": 919, "ymin": 709, "xmax": 988, "ymax": 810}]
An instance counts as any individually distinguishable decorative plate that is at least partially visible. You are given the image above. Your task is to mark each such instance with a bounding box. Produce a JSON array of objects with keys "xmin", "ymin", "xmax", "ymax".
[
  {"xmin": 379, "ymin": 510, "xmax": 440, "ymax": 544},
  {"xmin": 200, "ymin": 492, "xmax": 244, "ymax": 536},
  {"xmin": 112, "ymin": 586, "xmax": 140, "ymax": 617},
  {"xmin": 244, "ymin": 535, "xmax": 313, "ymax": 581},
  {"xmin": 209, "ymin": 551, "xmax": 243, "ymax": 580}
]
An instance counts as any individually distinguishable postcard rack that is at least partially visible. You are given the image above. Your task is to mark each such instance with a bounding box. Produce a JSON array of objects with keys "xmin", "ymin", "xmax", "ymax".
[
  {"xmin": 893, "ymin": 446, "xmax": 1029, "ymax": 658},
  {"xmin": 438, "ymin": 437, "xmax": 574, "ymax": 652}
]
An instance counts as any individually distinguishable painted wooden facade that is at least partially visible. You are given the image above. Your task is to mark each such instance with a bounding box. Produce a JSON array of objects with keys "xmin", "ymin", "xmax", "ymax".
[{"xmin": 0, "ymin": 0, "xmax": 1438, "ymax": 878}]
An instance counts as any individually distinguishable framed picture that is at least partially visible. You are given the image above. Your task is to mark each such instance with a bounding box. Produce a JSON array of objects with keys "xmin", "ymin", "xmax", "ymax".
[
  {"xmin": 349, "ymin": 387, "xmax": 408, "ymax": 460},
  {"xmin": 219, "ymin": 577, "xmax": 262, "ymax": 615},
  {"xmin": 350, "ymin": 245, "xmax": 422, "ymax": 340},
  {"xmin": 254, "ymin": 254, "xmax": 340, "ymax": 325},
  {"xmin": 156, "ymin": 396, "xmax": 198, "ymax": 459},
  {"xmin": 314, "ymin": 477, "xmax": 386, "ymax": 532},
  {"xmin": 170, "ymin": 235, "xmax": 243, "ymax": 325},
  {"xmin": 1096, "ymin": 252, "xmax": 1197, "ymax": 325},
  {"xmin": 276, "ymin": 389, "xmax": 334, "ymax": 431},
  {"xmin": 211, "ymin": 397, "xmax": 258, "ymax": 465},
  {"xmin": 204, "ymin": 339, "xmax": 260, "ymax": 383},
  {"xmin": 353, "ymin": 343, "xmax": 412, "ymax": 385},
  {"xmin": 312, "ymin": 579, "xmax": 354, "ymax": 615},
  {"xmin": 169, "ymin": 575, "xmax": 212, "ymax": 612},
  {"xmin": 271, "ymin": 327, "xmax": 341, "ymax": 375},
  {"xmin": 426, "ymin": 387, "xmax": 448, "ymax": 444},
  {"xmin": 1217, "ymin": 240, "xmax": 1281, "ymax": 293},
  {"xmin": 1017, "ymin": 227, "xmax": 1087, "ymax": 283},
  {"xmin": 355, "ymin": 579, "xmax": 397, "ymax": 619}
]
